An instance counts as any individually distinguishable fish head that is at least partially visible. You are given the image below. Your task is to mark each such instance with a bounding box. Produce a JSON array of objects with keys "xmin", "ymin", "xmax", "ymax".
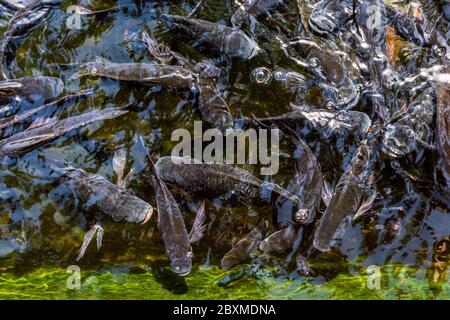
[
  {"xmin": 170, "ymin": 250, "xmax": 193, "ymax": 276},
  {"xmin": 250, "ymin": 67, "xmax": 273, "ymax": 85},
  {"xmin": 309, "ymin": 0, "xmax": 353, "ymax": 36},
  {"xmin": 381, "ymin": 124, "xmax": 417, "ymax": 158},
  {"xmin": 223, "ymin": 31, "xmax": 260, "ymax": 60}
]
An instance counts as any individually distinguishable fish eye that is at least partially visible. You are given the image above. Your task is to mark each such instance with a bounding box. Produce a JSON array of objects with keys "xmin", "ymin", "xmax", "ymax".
[
  {"xmin": 309, "ymin": 57, "xmax": 320, "ymax": 69},
  {"xmin": 250, "ymin": 67, "xmax": 272, "ymax": 85},
  {"xmin": 187, "ymin": 251, "xmax": 193, "ymax": 258},
  {"xmin": 355, "ymin": 84, "xmax": 363, "ymax": 93}
]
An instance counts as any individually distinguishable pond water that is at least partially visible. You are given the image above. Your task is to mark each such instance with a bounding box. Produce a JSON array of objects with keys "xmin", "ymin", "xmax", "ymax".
[{"xmin": 0, "ymin": 0, "xmax": 449, "ymax": 299}]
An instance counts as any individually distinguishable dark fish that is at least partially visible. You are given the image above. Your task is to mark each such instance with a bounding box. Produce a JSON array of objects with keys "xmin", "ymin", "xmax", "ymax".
[
  {"xmin": 70, "ymin": 57, "xmax": 197, "ymax": 90},
  {"xmin": 313, "ymin": 140, "xmax": 374, "ymax": 252},
  {"xmin": 129, "ymin": 32, "xmax": 231, "ymax": 130},
  {"xmin": 58, "ymin": 166, "xmax": 154, "ymax": 225},
  {"xmin": 164, "ymin": 14, "xmax": 260, "ymax": 60},
  {"xmin": 253, "ymin": 106, "xmax": 371, "ymax": 139},
  {"xmin": 135, "ymin": 136, "xmax": 200, "ymax": 276},
  {"xmin": 153, "ymin": 161, "xmax": 193, "ymax": 276},
  {"xmin": 221, "ymin": 219, "xmax": 268, "ymax": 271},
  {"xmin": 0, "ymin": 107, "xmax": 128, "ymax": 157},
  {"xmin": 436, "ymin": 84, "xmax": 450, "ymax": 186},
  {"xmin": 155, "ymin": 156, "xmax": 308, "ymax": 224},
  {"xmin": 0, "ymin": 76, "xmax": 64, "ymax": 102},
  {"xmin": 0, "ymin": 89, "xmax": 92, "ymax": 132},
  {"xmin": 288, "ymin": 134, "xmax": 322, "ymax": 224},
  {"xmin": 231, "ymin": 0, "xmax": 285, "ymax": 27}
]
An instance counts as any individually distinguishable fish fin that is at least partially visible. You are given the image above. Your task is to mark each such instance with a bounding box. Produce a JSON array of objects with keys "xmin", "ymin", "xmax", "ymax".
[
  {"xmin": 139, "ymin": 31, "xmax": 173, "ymax": 64},
  {"xmin": 321, "ymin": 180, "xmax": 333, "ymax": 207},
  {"xmin": 0, "ymin": 81, "xmax": 22, "ymax": 92},
  {"xmin": 187, "ymin": 0, "xmax": 204, "ymax": 18},
  {"xmin": 189, "ymin": 201, "xmax": 207, "ymax": 244},
  {"xmin": 26, "ymin": 117, "xmax": 56, "ymax": 130},
  {"xmin": 76, "ymin": 224, "xmax": 100, "ymax": 261},
  {"xmin": 353, "ymin": 192, "xmax": 377, "ymax": 223},
  {"xmin": 120, "ymin": 167, "xmax": 134, "ymax": 189},
  {"xmin": 113, "ymin": 149, "xmax": 127, "ymax": 186},
  {"xmin": 96, "ymin": 224, "xmax": 104, "ymax": 251}
]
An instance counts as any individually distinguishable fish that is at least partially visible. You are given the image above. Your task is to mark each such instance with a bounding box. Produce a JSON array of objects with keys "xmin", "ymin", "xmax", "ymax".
[
  {"xmin": 288, "ymin": 133, "xmax": 322, "ymax": 225},
  {"xmin": 313, "ymin": 140, "xmax": 374, "ymax": 252},
  {"xmin": 58, "ymin": 167, "xmax": 154, "ymax": 225},
  {"xmin": 0, "ymin": 76, "xmax": 64, "ymax": 102},
  {"xmin": 155, "ymin": 156, "xmax": 309, "ymax": 225},
  {"xmin": 0, "ymin": 89, "xmax": 92, "ymax": 132},
  {"xmin": 53, "ymin": 160, "xmax": 153, "ymax": 261},
  {"xmin": 0, "ymin": 106, "xmax": 129, "ymax": 157},
  {"xmin": 221, "ymin": 219, "xmax": 268, "ymax": 271},
  {"xmin": 136, "ymin": 136, "xmax": 205, "ymax": 276},
  {"xmin": 436, "ymin": 84, "xmax": 450, "ymax": 186},
  {"xmin": 164, "ymin": 14, "xmax": 260, "ymax": 60},
  {"xmin": 253, "ymin": 105, "xmax": 371, "ymax": 139},
  {"xmin": 128, "ymin": 32, "xmax": 231, "ymax": 130},
  {"xmin": 231, "ymin": 0, "xmax": 285, "ymax": 27},
  {"xmin": 70, "ymin": 57, "xmax": 198, "ymax": 90},
  {"xmin": 259, "ymin": 223, "xmax": 296, "ymax": 254}
]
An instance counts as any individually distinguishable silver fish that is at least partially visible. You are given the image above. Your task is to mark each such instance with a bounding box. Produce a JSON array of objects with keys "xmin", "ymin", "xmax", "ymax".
[
  {"xmin": 59, "ymin": 166, "xmax": 153, "ymax": 225},
  {"xmin": 0, "ymin": 107, "xmax": 128, "ymax": 157},
  {"xmin": 313, "ymin": 140, "xmax": 374, "ymax": 252},
  {"xmin": 71, "ymin": 57, "xmax": 197, "ymax": 90}
]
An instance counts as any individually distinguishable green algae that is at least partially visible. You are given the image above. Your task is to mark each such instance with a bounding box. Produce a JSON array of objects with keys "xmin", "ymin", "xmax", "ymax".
[{"xmin": 0, "ymin": 264, "xmax": 448, "ymax": 300}]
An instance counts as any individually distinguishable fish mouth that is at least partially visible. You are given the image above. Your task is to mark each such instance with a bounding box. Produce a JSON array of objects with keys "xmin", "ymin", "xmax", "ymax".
[{"xmin": 313, "ymin": 237, "xmax": 332, "ymax": 252}]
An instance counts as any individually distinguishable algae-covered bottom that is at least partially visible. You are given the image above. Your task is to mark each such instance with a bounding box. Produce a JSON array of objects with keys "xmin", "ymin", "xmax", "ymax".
[
  {"xmin": 1, "ymin": 263, "xmax": 449, "ymax": 300},
  {"xmin": 0, "ymin": 0, "xmax": 449, "ymax": 300}
]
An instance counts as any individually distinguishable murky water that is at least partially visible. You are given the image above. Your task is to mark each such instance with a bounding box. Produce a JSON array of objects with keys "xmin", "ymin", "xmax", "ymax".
[{"xmin": 0, "ymin": 0, "xmax": 449, "ymax": 299}]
